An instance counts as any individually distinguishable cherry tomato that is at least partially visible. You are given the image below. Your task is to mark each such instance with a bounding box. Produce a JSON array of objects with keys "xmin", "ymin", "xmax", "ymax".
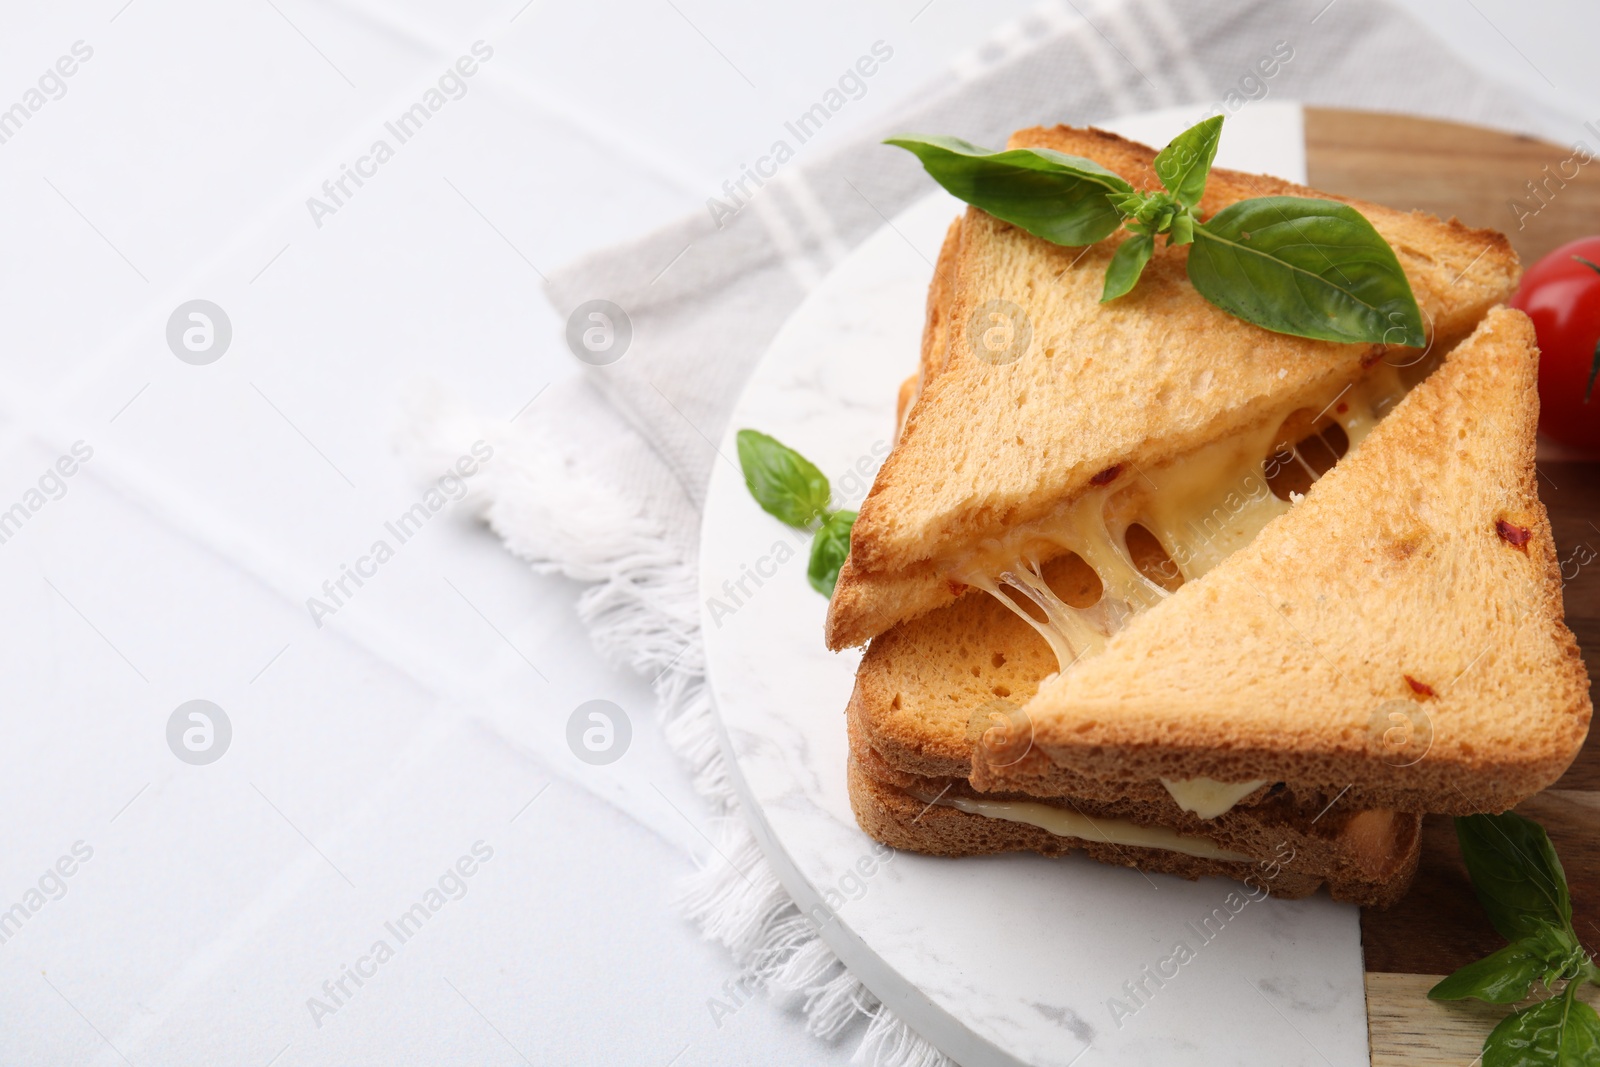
[{"xmin": 1509, "ymin": 235, "xmax": 1600, "ymax": 451}]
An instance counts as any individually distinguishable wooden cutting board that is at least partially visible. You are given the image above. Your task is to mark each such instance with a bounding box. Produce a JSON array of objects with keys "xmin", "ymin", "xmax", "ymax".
[{"xmin": 1302, "ymin": 107, "xmax": 1600, "ymax": 1063}]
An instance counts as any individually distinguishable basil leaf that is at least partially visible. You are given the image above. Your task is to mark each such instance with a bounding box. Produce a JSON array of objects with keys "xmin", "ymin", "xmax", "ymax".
[
  {"xmin": 885, "ymin": 135, "xmax": 1133, "ymax": 246},
  {"xmin": 808, "ymin": 510, "xmax": 856, "ymax": 597},
  {"xmin": 1102, "ymin": 234, "xmax": 1155, "ymax": 303},
  {"xmin": 1168, "ymin": 213, "xmax": 1195, "ymax": 247},
  {"xmin": 1483, "ymin": 982, "xmax": 1600, "ymax": 1067},
  {"xmin": 1457, "ymin": 812, "xmax": 1574, "ymax": 942},
  {"xmin": 736, "ymin": 430, "xmax": 831, "ymax": 529},
  {"xmin": 1188, "ymin": 196, "xmax": 1426, "ymax": 346},
  {"xmin": 1153, "ymin": 115, "xmax": 1223, "ymax": 209},
  {"xmin": 1432, "ymin": 929, "xmax": 1577, "ymax": 1004}
]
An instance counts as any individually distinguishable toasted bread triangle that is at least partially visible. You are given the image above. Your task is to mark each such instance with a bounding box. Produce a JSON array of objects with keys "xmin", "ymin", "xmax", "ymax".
[
  {"xmin": 1006, "ymin": 308, "xmax": 1590, "ymax": 813},
  {"xmin": 827, "ymin": 125, "xmax": 1520, "ymax": 650}
]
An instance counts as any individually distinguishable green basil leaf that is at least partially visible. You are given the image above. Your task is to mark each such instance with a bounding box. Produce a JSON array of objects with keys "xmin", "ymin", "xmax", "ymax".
[
  {"xmin": 1153, "ymin": 115, "xmax": 1224, "ymax": 209},
  {"xmin": 1457, "ymin": 813, "xmax": 1574, "ymax": 942},
  {"xmin": 1168, "ymin": 212, "xmax": 1195, "ymax": 247},
  {"xmin": 1102, "ymin": 233, "xmax": 1155, "ymax": 303},
  {"xmin": 1483, "ymin": 982, "xmax": 1600, "ymax": 1067},
  {"xmin": 736, "ymin": 429, "xmax": 831, "ymax": 529},
  {"xmin": 885, "ymin": 134, "xmax": 1133, "ymax": 246},
  {"xmin": 1431, "ymin": 930, "xmax": 1577, "ymax": 1004},
  {"xmin": 1188, "ymin": 196, "xmax": 1426, "ymax": 346},
  {"xmin": 808, "ymin": 510, "xmax": 856, "ymax": 597}
]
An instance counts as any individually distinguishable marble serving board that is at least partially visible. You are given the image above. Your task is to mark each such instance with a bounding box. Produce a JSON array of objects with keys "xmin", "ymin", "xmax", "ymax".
[{"xmin": 698, "ymin": 102, "xmax": 1370, "ymax": 1067}]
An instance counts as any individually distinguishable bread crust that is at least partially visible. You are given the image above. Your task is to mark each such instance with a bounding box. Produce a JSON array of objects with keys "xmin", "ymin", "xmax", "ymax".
[
  {"xmin": 828, "ymin": 124, "xmax": 1521, "ymax": 650},
  {"xmin": 848, "ymin": 733, "xmax": 1422, "ymax": 908},
  {"xmin": 920, "ymin": 215, "xmax": 963, "ymax": 387},
  {"xmin": 844, "ymin": 602, "xmax": 1424, "ymax": 906}
]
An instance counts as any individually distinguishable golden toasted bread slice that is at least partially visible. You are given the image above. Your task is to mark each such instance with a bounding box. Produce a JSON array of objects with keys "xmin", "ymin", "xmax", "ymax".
[
  {"xmin": 849, "ymin": 551, "xmax": 1348, "ymax": 817},
  {"xmin": 849, "ymin": 557, "xmax": 1078, "ymax": 781},
  {"xmin": 1001, "ymin": 308, "xmax": 1590, "ymax": 814},
  {"xmin": 827, "ymin": 124, "xmax": 1519, "ymax": 650}
]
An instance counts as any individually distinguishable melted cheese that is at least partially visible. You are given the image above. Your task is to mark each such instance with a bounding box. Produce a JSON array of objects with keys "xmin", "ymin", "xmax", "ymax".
[
  {"xmin": 924, "ymin": 792, "xmax": 1252, "ymax": 862},
  {"xmin": 1138, "ymin": 421, "xmax": 1291, "ymax": 581},
  {"xmin": 951, "ymin": 363, "xmax": 1410, "ymax": 677},
  {"xmin": 1150, "ymin": 364, "xmax": 1406, "ymax": 586},
  {"xmin": 1160, "ymin": 777, "xmax": 1269, "ymax": 820},
  {"xmin": 945, "ymin": 363, "xmax": 1412, "ymax": 818}
]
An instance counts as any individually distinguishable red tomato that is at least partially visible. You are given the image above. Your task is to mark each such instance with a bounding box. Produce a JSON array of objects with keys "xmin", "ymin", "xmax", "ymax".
[{"xmin": 1510, "ymin": 235, "xmax": 1600, "ymax": 451}]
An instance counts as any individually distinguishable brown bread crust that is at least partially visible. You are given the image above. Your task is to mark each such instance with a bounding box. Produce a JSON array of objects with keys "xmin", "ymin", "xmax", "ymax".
[{"xmin": 848, "ymin": 739, "xmax": 1422, "ymax": 908}]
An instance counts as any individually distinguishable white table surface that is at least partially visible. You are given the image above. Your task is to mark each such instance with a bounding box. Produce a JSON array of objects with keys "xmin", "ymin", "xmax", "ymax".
[{"xmin": 0, "ymin": 2, "xmax": 1595, "ymax": 1065}]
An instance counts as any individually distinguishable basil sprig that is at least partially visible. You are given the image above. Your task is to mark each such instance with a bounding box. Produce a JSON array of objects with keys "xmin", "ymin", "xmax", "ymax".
[
  {"xmin": 887, "ymin": 116, "xmax": 1426, "ymax": 347},
  {"xmin": 1430, "ymin": 812, "xmax": 1600, "ymax": 1065},
  {"xmin": 735, "ymin": 429, "xmax": 856, "ymax": 597}
]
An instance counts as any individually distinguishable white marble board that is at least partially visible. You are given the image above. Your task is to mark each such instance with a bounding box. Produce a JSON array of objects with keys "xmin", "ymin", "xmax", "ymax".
[{"xmin": 698, "ymin": 102, "xmax": 1368, "ymax": 1067}]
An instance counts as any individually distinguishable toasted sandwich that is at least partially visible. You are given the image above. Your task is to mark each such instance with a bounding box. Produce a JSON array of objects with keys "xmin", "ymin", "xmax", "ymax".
[
  {"xmin": 836, "ymin": 125, "xmax": 1589, "ymax": 903},
  {"xmin": 827, "ymin": 125, "xmax": 1520, "ymax": 652}
]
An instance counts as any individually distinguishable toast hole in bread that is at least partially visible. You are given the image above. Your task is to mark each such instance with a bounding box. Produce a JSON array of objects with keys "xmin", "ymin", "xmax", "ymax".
[
  {"xmin": 991, "ymin": 652, "xmax": 1007, "ymax": 668},
  {"xmin": 992, "ymin": 685, "xmax": 1011, "ymax": 698},
  {"xmin": 1040, "ymin": 552, "xmax": 1102, "ymax": 608},
  {"xmin": 1266, "ymin": 409, "xmax": 1350, "ymax": 501},
  {"xmin": 890, "ymin": 694, "xmax": 902, "ymax": 710},
  {"xmin": 1307, "ymin": 423, "xmax": 1349, "ymax": 473},
  {"xmin": 1124, "ymin": 523, "xmax": 1184, "ymax": 593}
]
